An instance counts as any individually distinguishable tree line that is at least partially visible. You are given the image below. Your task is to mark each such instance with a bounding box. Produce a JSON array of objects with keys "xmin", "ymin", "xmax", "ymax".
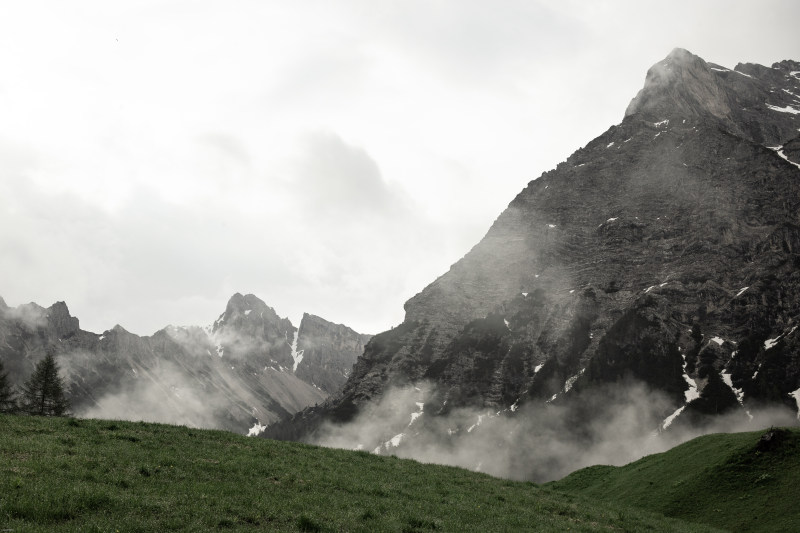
[{"xmin": 0, "ymin": 351, "xmax": 70, "ymax": 416}]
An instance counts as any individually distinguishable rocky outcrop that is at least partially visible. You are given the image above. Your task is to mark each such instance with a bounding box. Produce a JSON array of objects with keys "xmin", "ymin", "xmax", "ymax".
[
  {"xmin": 265, "ymin": 49, "xmax": 800, "ymax": 445},
  {"xmin": 0, "ymin": 293, "xmax": 368, "ymax": 433},
  {"xmin": 295, "ymin": 313, "xmax": 371, "ymax": 395}
]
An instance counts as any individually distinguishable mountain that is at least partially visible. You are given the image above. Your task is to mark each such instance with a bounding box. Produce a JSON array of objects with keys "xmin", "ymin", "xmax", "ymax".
[
  {"xmin": 0, "ymin": 293, "xmax": 369, "ymax": 433},
  {"xmin": 264, "ymin": 49, "xmax": 800, "ymax": 477}
]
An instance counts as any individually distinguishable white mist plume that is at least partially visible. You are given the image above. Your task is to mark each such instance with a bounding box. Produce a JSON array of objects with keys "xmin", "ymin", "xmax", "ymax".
[
  {"xmin": 2, "ymin": 303, "xmax": 48, "ymax": 330},
  {"xmin": 76, "ymin": 360, "xmax": 226, "ymax": 429},
  {"xmin": 313, "ymin": 380, "xmax": 799, "ymax": 482}
]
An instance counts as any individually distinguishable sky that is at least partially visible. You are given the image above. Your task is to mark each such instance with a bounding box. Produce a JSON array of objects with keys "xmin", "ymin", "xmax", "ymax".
[{"xmin": 2, "ymin": 1, "xmax": 799, "ymax": 337}]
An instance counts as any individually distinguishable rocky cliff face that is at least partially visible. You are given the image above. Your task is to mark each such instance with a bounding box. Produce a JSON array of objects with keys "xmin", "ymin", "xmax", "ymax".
[
  {"xmin": 265, "ymin": 50, "xmax": 800, "ymax": 459},
  {"xmin": 0, "ymin": 293, "xmax": 367, "ymax": 433},
  {"xmin": 295, "ymin": 313, "xmax": 372, "ymax": 395}
]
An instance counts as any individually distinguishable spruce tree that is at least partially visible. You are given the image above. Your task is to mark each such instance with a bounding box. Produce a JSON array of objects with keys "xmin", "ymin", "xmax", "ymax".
[
  {"xmin": 20, "ymin": 351, "xmax": 70, "ymax": 416},
  {"xmin": 0, "ymin": 360, "xmax": 17, "ymax": 413}
]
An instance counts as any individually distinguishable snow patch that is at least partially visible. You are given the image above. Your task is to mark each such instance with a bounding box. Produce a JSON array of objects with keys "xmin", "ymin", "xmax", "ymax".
[
  {"xmin": 548, "ymin": 224, "xmax": 557, "ymax": 228},
  {"xmin": 244, "ymin": 309, "xmax": 252, "ymax": 316},
  {"xmin": 606, "ymin": 142, "xmax": 615, "ymax": 148},
  {"xmin": 654, "ymin": 119, "xmax": 669, "ymax": 127},
  {"xmin": 521, "ymin": 292, "xmax": 528, "ymax": 297},
  {"xmin": 710, "ymin": 337, "xmax": 724, "ymax": 346},
  {"xmin": 564, "ymin": 368, "xmax": 585, "ymax": 393},
  {"xmin": 769, "ymin": 145, "xmax": 800, "ymax": 170},
  {"xmin": 503, "ymin": 318, "xmax": 511, "ymax": 330},
  {"xmin": 408, "ymin": 402, "xmax": 424, "ymax": 427},
  {"xmin": 247, "ymin": 421, "xmax": 267, "ymax": 437},
  {"xmin": 534, "ymin": 364, "xmax": 544, "ymax": 374},
  {"xmin": 467, "ymin": 414, "xmax": 486, "ymax": 433},
  {"xmin": 661, "ymin": 406, "xmax": 685, "ymax": 430},
  {"xmin": 721, "ymin": 371, "xmax": 745, "ymax": 406},
  {"xmin": 288, "ymin": 330, "xmax": 304, "ymax": 372},
  {"xmin": 789, "ymin": 388, "xmax": 800, "ymax": 420},
  {"xmin": 735, "ymin": 287, "xmax": 749, "ymax": 297},
  {"xmin": 766, "ymin": 103, "xmax": 800, "ymax": 114},
  {"xmin": 606, "ymin": 217, "xmax": 618, "ymax": 223},
  {"xmin": 764, "ymin": 337, "xmax": 781, "ymax": 350},
  {"xmin": 682, "ymin": 352, "xmax": 700, "ymax": 403}
]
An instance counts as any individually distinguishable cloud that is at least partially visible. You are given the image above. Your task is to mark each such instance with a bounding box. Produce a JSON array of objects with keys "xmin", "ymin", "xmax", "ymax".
[
  {"xmin": 1, "ymin": 1, "xmax": 799, "ymax": 340},
  {"xmin": 75, "ymin": 359, "xmax": 227, "ymax": 429},
  {"xmin": 313, "ymin": 380, "xmax": 800, "ymax": 482},
  {"xmin": 290, "ymin": 131, "xmax": 407, "ymax": 218}
]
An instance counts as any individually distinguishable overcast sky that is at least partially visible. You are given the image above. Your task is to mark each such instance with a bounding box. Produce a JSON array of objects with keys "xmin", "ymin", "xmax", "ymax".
[{"xmin": 2, "ymin": 1, "xmax": 799, "ymax": 336}]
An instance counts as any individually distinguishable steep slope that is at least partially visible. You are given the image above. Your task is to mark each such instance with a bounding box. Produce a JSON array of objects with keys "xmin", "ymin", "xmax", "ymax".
[
  {"xmin": 0, "ymin": 293, "xmax": 367, "ymax": 433},
  {"xmin": 266, "ymin": 49, "xmax": 800, "ymax": 465},
  {"xmin": 548, "ymin": 427, "xmax": 800, "ymax": 532}
]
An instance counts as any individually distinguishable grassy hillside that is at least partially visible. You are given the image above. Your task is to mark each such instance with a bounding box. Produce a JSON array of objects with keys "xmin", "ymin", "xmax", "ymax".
[
  {"xmin": 548, "ymin": 427, "xmax": 800, "ymax": 533},
  {"xmin": 0, "ymin": 414, "xmax": 719, "ymax": 532}
]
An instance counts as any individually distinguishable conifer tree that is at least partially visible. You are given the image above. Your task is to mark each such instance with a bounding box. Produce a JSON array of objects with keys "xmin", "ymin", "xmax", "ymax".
[
  {"xmin": 20, "ymin": 351, "xmax": 70, "ymax": 416},
  {"xmin": 0, "ymin": 360, "xmax": 17, "ymax": 413}
]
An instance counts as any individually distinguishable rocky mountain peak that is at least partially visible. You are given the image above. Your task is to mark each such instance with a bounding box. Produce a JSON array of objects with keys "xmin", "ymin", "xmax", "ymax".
[
  {"xmin": 46, "ymin": 301, "xmax": 79, "ymax": 339},
  {"xmin": 213, "ymin": 293, "xmax": 288, "ymax": 334},
  {"xmin": 625, "ymin": 48, "xmax": 736, "ymax": 121},
  {"xmin": 625, "ymin": 48, "xmax": 800, "ymax": 148}
]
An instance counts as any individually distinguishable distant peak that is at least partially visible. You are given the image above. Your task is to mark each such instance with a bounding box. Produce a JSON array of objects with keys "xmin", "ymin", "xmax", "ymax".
[
  {"xmin": 625, "ymin": 49, "xmax": 734, "ymax": 121},
  {"xmin": 225, "ymin": 293, "xmax": 268, "ymax": 313},
  {"xmin": 665, "ymin": 47, "xmax": 694, "ymax": 61}
]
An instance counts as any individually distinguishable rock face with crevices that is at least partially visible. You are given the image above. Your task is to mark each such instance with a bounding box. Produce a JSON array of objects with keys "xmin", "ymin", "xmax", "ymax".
[{"xmin": 265, "ymin": 49, "xmax": 800, "ymax": 443}]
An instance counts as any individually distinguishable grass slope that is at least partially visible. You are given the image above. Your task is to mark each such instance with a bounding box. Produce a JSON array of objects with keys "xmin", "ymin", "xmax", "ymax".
[
  {"xmin": 0, "ymin": 414, "xmax": 720, "ymax": 532},
  {"xmin": 548, "ymin": 427, "xmax": 800, "ymax": 533}
]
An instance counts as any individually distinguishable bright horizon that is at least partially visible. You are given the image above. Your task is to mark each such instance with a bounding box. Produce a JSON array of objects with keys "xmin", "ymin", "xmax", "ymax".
[{"xmin": 2, "ymin": 1, "xmax": 799, "ymax": 336}]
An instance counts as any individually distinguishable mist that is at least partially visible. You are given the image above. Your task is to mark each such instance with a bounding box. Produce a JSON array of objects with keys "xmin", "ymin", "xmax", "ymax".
[{"xmin": 313, "ymin": 380, "xmax": 799, "ymax": 482}]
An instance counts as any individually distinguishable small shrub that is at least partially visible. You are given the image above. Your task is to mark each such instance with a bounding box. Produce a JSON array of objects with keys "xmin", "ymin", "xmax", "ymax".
[{"xmin": 297, "ymin": 514, "xmax": 322, "ymax": 532}]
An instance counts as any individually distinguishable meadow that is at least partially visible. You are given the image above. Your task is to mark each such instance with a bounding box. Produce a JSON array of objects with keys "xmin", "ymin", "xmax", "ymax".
[{"xmin": 0, "ymin": 414, "xmax": 723, "ymax": 532}]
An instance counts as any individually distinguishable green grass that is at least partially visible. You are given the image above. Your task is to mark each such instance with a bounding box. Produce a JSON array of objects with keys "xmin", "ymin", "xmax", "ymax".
[
  {"xmin": 0, "ymin": 414, "xmax": 720, "ymax": 532},
  {"xmin": 548, "ymin": 427, "xmax": 800, "ymax": 532}
]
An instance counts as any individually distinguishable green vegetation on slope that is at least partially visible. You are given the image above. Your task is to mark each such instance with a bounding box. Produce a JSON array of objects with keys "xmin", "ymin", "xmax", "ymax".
[
  {"xmin": 548, "ymin": 427, "xmax": 800, "ymax": 533},
  {"xmin": 0, "ymin": 414, "xmax": 720, "ymax": 532}
]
